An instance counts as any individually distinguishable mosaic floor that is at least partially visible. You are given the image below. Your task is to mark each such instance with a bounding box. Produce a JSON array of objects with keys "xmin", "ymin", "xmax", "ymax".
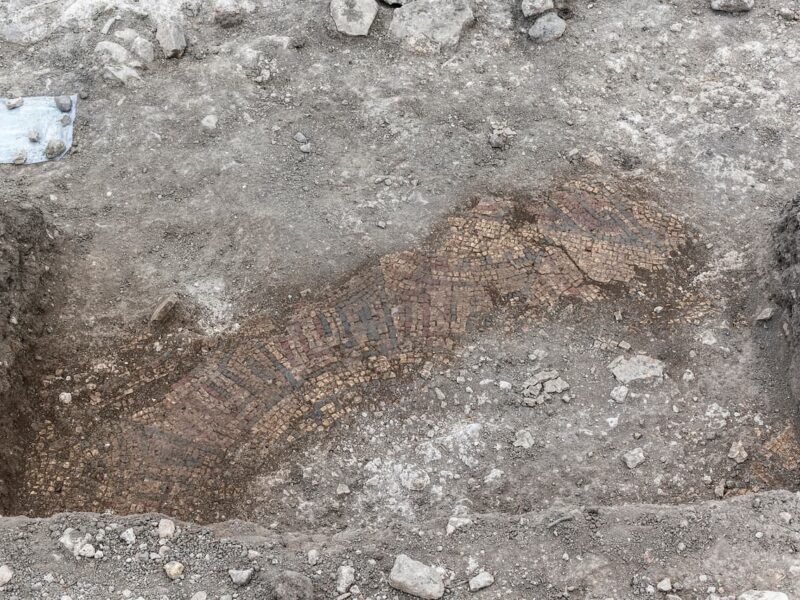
[{"xmin": 22, "ymin": 180, "xmax": 684, "ymax": 520}]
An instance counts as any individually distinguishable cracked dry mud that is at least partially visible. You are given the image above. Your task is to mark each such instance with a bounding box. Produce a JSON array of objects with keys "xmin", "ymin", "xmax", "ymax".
[{"xmin": 22, "ymin": 180, "xmax": 684, "ymax": 520}]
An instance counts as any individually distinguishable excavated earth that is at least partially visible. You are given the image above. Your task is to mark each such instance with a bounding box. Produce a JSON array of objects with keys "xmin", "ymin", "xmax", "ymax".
[{"xmin": 1, "ymin": 0, "xmax": 800, "ymax": 598}]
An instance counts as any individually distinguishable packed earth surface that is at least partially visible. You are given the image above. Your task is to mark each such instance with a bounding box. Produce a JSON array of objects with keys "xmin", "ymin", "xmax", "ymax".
[{"xmin": 1, "ymin": 0, "xmax": 800, "ymax": 598}]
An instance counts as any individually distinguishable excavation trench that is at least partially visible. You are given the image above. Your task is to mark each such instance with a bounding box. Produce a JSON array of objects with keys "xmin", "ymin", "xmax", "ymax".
[{"xmin": 4, "ymin": 179, "xmax": 796, "ymax": 523}]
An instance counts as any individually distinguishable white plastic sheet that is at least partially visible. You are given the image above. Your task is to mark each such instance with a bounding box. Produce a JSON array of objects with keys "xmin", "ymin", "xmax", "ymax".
[{"xmin": 0, "ymin": 95, "xmax": 77, "ymax": 164}]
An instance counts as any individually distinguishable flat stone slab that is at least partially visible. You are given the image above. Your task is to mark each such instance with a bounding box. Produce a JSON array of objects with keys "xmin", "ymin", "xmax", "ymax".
[
  {"xmin": 0, "ymin": 95, "xmax": 76, "ymax": 164},
  {"xmin": 608, "ymin": 354, "xmax": 665, "ymax": 384},
  {"xmin": 389, "ymin": 0, "xmax": 474, "ymax": 53}
]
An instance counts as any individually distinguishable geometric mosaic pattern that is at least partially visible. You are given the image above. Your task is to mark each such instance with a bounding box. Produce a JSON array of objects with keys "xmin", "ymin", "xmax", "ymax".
[{"xmin": 22, "ymin": 180, "xmax": 684, "ymax": 521}]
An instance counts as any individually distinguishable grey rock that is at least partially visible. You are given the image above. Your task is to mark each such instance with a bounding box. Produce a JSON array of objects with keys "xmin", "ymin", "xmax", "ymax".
[
  {"xmin": 623, "ymin": 447, "xmax": 646, "ymax": 469},
  {"xmin": 521, "ymin": 0, "xmax": 554, "ymax": 17},
  {"xmin": 228, "ymin": 568, "xmax": 254, "ymax": 586},
  {"xmin": 657, "ymin": 578, "xmax": 672, "ymax": 592},
  {"xmin": 389, "ymin": 0, "xmax": 475, "ymax": 53},
  {"xmin": 12, "ymin": 150, "xmax": 26, "ymax": 165},
  {"xmin": 513, "ymin": 429, "xmax": 535, "ymax": 449},
  {"xmin": 28, "ymin": 129, "xmax": 40, "ymax": 142},
  {"xmin": 158, "ymin": 518, "xmax": 176, "ymax": 539},
  {"xmin": 293, "ymin": 132, "xmax": 308, "ymax": 144},
  {"xmin": 728, "ymin": 440, "xmax": 748, "ymax": 464},
  {"xmin": 201, "ymin": 115, "xmax": 219, "ymax": 130},
  {"xmin": 299, "ymin": 143, "xmax": 312, "ymax": 153},
  {"xmin": 330, "ymin": 0, "xmax": 379, "ymax": 37},
  {"xmin": 6, "ymin": 97, "xmax": 23, "ymax": 109},
  {"xmin": 150, "ymin": 296, "xmax": 179, "ymax": 324},
  {"xmin": 710, "ymin": 0, "xmax": 754, "ymax": 12},
  {"xmin": 335, "ymin": 565, "xmax": 355, "ymax": 593},
  {"xmin": 610, "ymin": 385, "xmax": 629, "ymax": 402},
  {"xmin": 120, "ymin": 528, "xmax": 136, "ymax": 544},
  {"xmin": 608, "ymin": 354, "xmax": 665, "ymax": 384},
  {"xmin": 213, "ymin": 0, "xmax": 247, "ymax": 27},
  {"xmin": 54, "ymin": 95, "xmax": 72, "ymax": 112},
  {"xmin": 156, "ymin": 20, "xmax": 187, "ymax": 58},
  {"xmin": 469, "ymin": 571, "xmax": 494, "ymax": 591},
  {"xmin": 131, "ymin": 37, "xmax": 156, "ymax": 63},
  {"xmin": 528, "ymin": 12, "xmax": 566, "ymax": 43},
  {"xmin": 755, "ymin": 306, "xmax": 775, "ymax": 321},
  {"xmin": 388, "ymin": 554, "xmax": 444, "ymax": 599},
  {"xmin": 45, "ymin": 139, "xmax": 66, "ymax": 159},
  {"xmin": 275, "ymin": 570, "xmax": 314, "ymax": 600}
]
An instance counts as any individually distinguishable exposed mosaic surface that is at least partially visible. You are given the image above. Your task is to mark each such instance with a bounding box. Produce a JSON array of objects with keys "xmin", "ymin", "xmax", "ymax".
[{"xmin": 22, "ymin": 181, "xmax": 684, "ymax": 520}]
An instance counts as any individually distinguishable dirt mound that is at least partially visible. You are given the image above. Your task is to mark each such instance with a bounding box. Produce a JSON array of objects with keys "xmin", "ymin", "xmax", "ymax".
[{"xmin": 0, "ymin": 203, "xmax": 52, "ymax": 513}]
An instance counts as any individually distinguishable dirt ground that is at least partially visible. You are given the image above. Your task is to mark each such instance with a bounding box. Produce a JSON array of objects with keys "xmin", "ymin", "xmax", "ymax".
[{"xmin": 1, "ymin": 0, "xmax": 800, "ymax": 597}]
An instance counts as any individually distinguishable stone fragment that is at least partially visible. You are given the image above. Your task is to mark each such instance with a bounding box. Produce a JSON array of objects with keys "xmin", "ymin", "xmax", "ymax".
[
  {"xmin": 657, "ymin": 578, "xmax": 672, "ymax": 592},
  {"xmin": 623, "ymin": 447, "xmax": 645, "ymax": 469},
  {"xmin": 6, "ymin": 97, "xmax": 23, "ymax": 109},
  {"xmin": 728, "ymin": 440, "xmax": 748, "ymax": 464},
  {"xmin": 737, "ymin": 593, "xmax": 788, "ymax": 600},
  {"xmin": 229, "ymin": 568, "xmax": 254, "ymax": 586},
  {"xmin": 330, "ymin": 0, "xmax": 379, "ymax": 36},
  {"xmin": 201, "ymin": 115, "xmax": 218, "ymax": 130},
  {"xmin": 336, "ymin": 483, "xmax": 350, "ymax": 495},
  {"xmin": 307, "ymin": 549, "xmax": 320, "ymax": 565},
  {"xmin": 45, "ymin": 139, "xmax": 66, "ymax": 159},
  {"xmin": 151, "ymin": 295, "xmax": 179, "ymax": 324},
  {"xmin": 336, "ymin": 565, "xmax": 355, "ymax": 593},
  {"xmin": 156, "ymin": 20, "xmax": 187, "ymax": 58},
  {"xmin": 521, "ymin": 0, "xmax": 554, "ymax": 17},
  {"xmin": 446, "ymin": 516, "xmax": 472, "ymax": 535},
  {"xmin": 543, "ymin": 377, "xmax": 569, "ymax": 394},
  {"xmin": 54, "ymin": 96, "xmax": 72, "ymax": 112},
  {"xmin": 158, "ymin": 518, "xmax": 176, "ymax": 539},
  {"xmin": 28, "ymin": 130, "xmax": 40, "ymax": 142},
  {"xmin": 755, "ymin": 306, "xmax": 775, "ymax": 321},
  {"xmin": 513, "ymin": 429, "xmax": 535, "ymax": 449},
  {"xmin": 388, "ymin": 554, "xmax": 445, "ymax": 599},
  {"xmin": 120, "ymin": 528, "xmax": 136, "ymax": 544},
  {"xmin": 389, "ymin": 0, "xmax": 475, "ymax": 53},
  {"xmin": 710, "ymin": 0, "xmax": 754, "ymax": 12},
  {"xmin": 528, "ymin": 12, "xmax": 566, "ymax": 43},
  {"xmin": 191, "ymin": 593, "xmax": 208, "ymax": 600},
  {"xmin": 164, "ymin": 561, "xmax": 185, "ymax": 580},
  {"xmin": 95, "ymin": 40, "xmax": 134, "ymax": 65},
  {"xmin": 275, "ymin": 570, "xmax": 314, "ymax": 600},
  {"xmin": 131, "ymin": 37, "xmax": 156, "ymax": 63},
  {"xmin": 59, "ymin": 392, "xmax": 72, "ymax": 404},
  {"xmin": 0, "ymin": 565, "xmax": 12, "ymax": 588},
  {"xmin": 299, "ymin": 143, "xmax": 312, "ymax": 153},
  {"xmin": 12, "ymin": 150, "xmax": 26, "ymax": 165},
  {"xmin": 610, "ymin": 385, "xmax": 628, "ymax": 402},
  {"xmin": 469, "ymin": 571, "xmax": 494, "ymax": 591},
  {"xmin": 293, "ymin": 132, "xmax": 308, "ymax": 144},
  {"xmin": 400, "ymin": 466, "xmax": 430, "ymax": 491},
  {"xmin": 608, "ymin": 354, "xmax": 664, "ymax": 384}
]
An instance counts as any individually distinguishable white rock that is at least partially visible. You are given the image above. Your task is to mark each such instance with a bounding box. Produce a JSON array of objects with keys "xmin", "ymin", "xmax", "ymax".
[
  {"xmin": 164, "ymin": 561, "xmax": 185, "ymax": 580},
  {"xmin": 229, "ymin": 568, "xmax": 254, "ymax": 586},
  {"xmin": 59, "ymin": 392, "xmax": 72, "ymax": 404},
  {"xmin": 513, "ymin": 429, "xmax": 535, "ymax": 449},
  {"xmin": 528, "ymin": 12, "xmax": 566, "ymax": 43},
  {"xmin": 543, "ymin": 377, "xmax": 569, "ymax": 394},
  {"xmin": 498, "ymin": 380, "xmax": 512, "ymax": 390},
  {"xmin": 213, "ymin": 0, "xmax": 251, "ymax": 27},
  {"xmin": 201, "ymin": 115, "xmax": 218, "ymax": 130},
  {"xmin": 330, "ymin": 0, "xmax": 379, "ymax": 37},
  {"xmin": 521, "ymin": 0, "xmax": 553, "ymax": 17},
  {"xmin": 737, "ymin": 593, "xmax": 788, "ymax": 600},
  {"xmin": 308, "ymin": 549, "xmax": 320, "ymax": 565},
  {"xmin": 657, "ymin": 578, "xmax": 672, "ymax": 592},
  {"xmin": 728, "ymin": 440, "xmax": 748, "ymax": 464},
  {"xmin": 336, "ymin": 483, "xmax": 351, "ymax": 495},
  {"xmin": 120, "ymin": 528, "xmax": 136, "ymax": 544},
  {"xmin": 158, "ymin": 518, "xmax": 176, "ymax": 539},
  {"xmin": 446, "ymin": 516, "xmax": 473, "ymax": 535},
  {"xmin": 610, "ymin": 385, "xmax": 629, "ymax": 402},
  {"xmin": 389, "ymin": 0, "xmax": 475, "ymax": 53},
  {"xmin": 469, "ymin": 571, "xmax": 494, "ymax": 591},
  {"xmin": 191, "ymin": 593, "xmax": 208, "ymax": 600},
  {"xmin": 528, "ymin": 369, "xmax": 559, "ymax": 385},
  {"xmin": 0, "ymin": 565, "xmax": 12, "ymax": 588},
  {"xmin": 710, "ymin": 0, "xmax": 754, "ymax": 12},
  {"xmin": 388, "ymin": 554, "xmax": 445, "ymax": 599},
  {"xmin": 623, "ymin": 447, "xmax": 646, "ymax": 469},
  {"xmin": 336, "ymin": 565, "xmax": 355, "ymax": 593},
  {"xmin": 608, "ymin": 354, "xmax": 665, "ymax": 384},
  {"xmin": 155, "ymin": 20, "xmax": 187, "ymax": 58}
]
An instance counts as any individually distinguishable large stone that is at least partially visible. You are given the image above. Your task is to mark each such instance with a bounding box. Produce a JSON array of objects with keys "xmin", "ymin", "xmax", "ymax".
[
  {"xmin": 388, "ymin": 554, "xmax": 444, "ymax": 599},
  {"xmin": 521, "ymin": 0, "xmax": 554, "ymax": 17},
  {"xmin": 330, "ymin": 0, "xmax": 379, "ymax": 37},
  {"xmin": 156, "ymin": 20, "xmax": 187, "ymax": 58},
  {"xmin": 131, "ymin": 37, "xmax": 155, "ymax": 63},
  {"xmin": 710, "ymin": 0, "xmax": 754, "ymax": 12},
  {"xmin": 528, "ymin": 12, "xmax": 566, "ymax": 43},
  {"xmin": 608, "ymin": 354, "xmax": 665, "ymax": 384},
  {"xmin": 389, "ymin": 0, "xmax": 474, "ymax": 53},
  {"xmin": 0, "ymin": 565, "xmax": 12, "ymax": 588},
  {"xmin": 228, "ymin": 568, "xmax": 254, "ymax": 586}
]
